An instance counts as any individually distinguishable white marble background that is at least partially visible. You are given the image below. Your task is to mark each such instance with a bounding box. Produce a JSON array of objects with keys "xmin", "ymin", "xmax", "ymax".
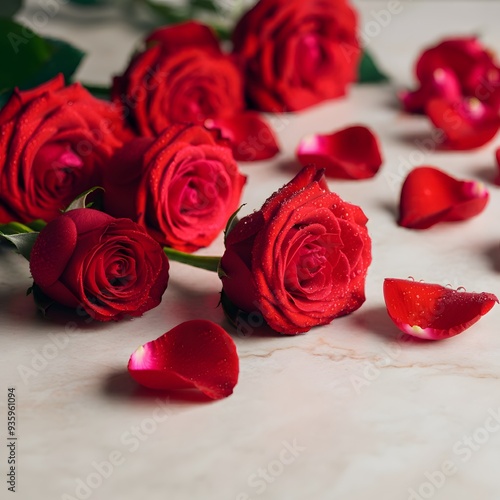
[{"xmin": 0, "ymin": 1, "xmax": 499, "ymax": 499}]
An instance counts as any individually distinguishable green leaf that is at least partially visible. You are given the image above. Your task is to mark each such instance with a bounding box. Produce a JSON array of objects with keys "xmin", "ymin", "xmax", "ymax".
[
  {"xmin": 82, "ymin": 83, "xmax": 111, "ymax": 100},
  {"xmin": 358, "ymin": 49, "xmax": 388, "ymax": 83},
  {"xmin": 20, "ymin": 38, "xmax": 85, "ymax": 89},
  {"xmin": 224, "ymin": 205, "xmax": 244, "ymax": 244},
  {"xmin": 0, "ymin": 231, "xmax": 39, "ymax": 260},
  {"xmin": 145, "ymin": 1, "xmax": 190, "ymax": 24},
  {"xmin": 69, "ymin": 0, "xmax": 107, "ymax": 4},
  {"xmin": 0, "ymin": 0, "xmax": 23, "ymax": 18},
  {"xmin": 64, "ymin": 186, "xmax": 104, "ymax": 212},
  {"xmin": 0, "ymin": 18, "xmax": 52, "ymax": 92}
]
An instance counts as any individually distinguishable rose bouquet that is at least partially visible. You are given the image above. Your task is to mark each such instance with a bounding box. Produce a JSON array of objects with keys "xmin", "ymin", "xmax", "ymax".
[{"xmin": 0, "ymin": 0, "xmax": 498, "ymax": 402}]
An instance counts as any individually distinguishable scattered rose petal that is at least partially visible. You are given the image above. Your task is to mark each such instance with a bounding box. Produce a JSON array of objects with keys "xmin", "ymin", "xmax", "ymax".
[
  {"xmin": 384, "ymin": 278, "xmax": 498, "ymax": 340},
  {"xmin": 400, "ymin": 67, "xmax": 462, "ymax": 113},
  {"xmin": 425, "ymin": 97, "xmax": 500, "ymax": 150},
  {"xmin": 128, "ymin": 320, "xmax": 239, "ymax": 400},
  {"xmin": 495, "ymin": 148, "xmax": 500, "ymax": 185},
  {"xmin": 399, "ymin": 166, "xmax": 489, "ymax": 229},
  {"xmin": 204, "ymin": 112, "xmax": 280, "ymax": 162},
  {"xmin": 296, "ymin": 125, "xmax": 383, "ymax": 179}
]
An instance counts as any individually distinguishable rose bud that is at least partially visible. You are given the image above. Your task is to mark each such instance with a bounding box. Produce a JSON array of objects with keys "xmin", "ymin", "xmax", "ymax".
[
  {"xmin": 29, "ymin": 208, "xmax": 169, "ymax": 321},
  {"xmin": 103, "ymin": 124, "xmax": 246, "ymax": 252},
  {"xmin": 112, "ymin": 21, "xmax": 244, "ymax": 136},
  {"xmin": 219, "ymin": 165, "xmax": 372, "ymax": 334},
  {"xmin": 232, "ymin": 0, "xmax": 360, "ymax": 112},
  {"xmin": 0, "ymin": 75, "xmax": 128, "ymax": 224}
]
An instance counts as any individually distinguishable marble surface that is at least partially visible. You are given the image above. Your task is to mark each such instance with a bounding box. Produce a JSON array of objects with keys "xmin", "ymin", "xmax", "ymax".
[{"xmin": 1, "ymin": 1, "xmax": 500, "ymax": 499}]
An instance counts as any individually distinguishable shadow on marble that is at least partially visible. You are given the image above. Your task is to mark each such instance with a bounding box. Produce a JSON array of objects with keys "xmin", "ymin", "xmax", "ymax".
[
  {"xmin": 103, "ymin": 369, "xmax": 214, "ymax": 404},
  {"xmin": 355, "ymin": 305, "xmax": 405, "ymax": 341},
  {"xmin": 276, "ymin": 158, "xmax": 300, "ymax": 176},
  {"xmin": 377, "ymin": 199, "xmax": 398, "ymax": 219},
  {"xmin": 483, "ymin": 242, "xmax": 500, "ymax": 273},
  {"xmin": 474, "ymin": 166, "xmax": 497, "ymax": 186}
]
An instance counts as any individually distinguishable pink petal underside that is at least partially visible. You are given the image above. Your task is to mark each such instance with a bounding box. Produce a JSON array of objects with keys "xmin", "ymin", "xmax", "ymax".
[
  {"xmin": 128, "ymin": 320, "xmax": 239, "ymax": 400},
  {"xmin": 296, "ymin": 125, "xmax": 383, "ymax": 179},
  {"xmin": 384, "ymin": 278, "xmax": 498, "ymax": 340}
]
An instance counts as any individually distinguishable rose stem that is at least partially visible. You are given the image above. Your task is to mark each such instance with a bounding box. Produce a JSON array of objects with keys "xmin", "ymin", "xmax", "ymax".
[{"xmin": 163, "ymin": 247, "xmax": 221, "ymax": 273}]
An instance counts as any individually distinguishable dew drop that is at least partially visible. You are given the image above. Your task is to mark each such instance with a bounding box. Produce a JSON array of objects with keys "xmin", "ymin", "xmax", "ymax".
[
  {"xmin": 407, "ymin": 276, "xmax": 415, "ymax": 281},
  {"xmin": 457, "ymin": 286, "xmax": 466, "ymax": 292}
]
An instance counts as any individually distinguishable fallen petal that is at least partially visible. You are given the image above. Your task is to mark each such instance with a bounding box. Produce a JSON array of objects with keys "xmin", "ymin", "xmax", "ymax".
[
  {"xmin": 399, "ymin": 166, "xmax": 489, "ymax": 229},
  {"xmin": 128, "ymin": 320, "xmax": 239, "ymax": 399},
  {"xmin": 205, "ymin": 112, "xmax": 280, "ymax": 162},
  {"xmin": 400, "ymin": 67, "xmax": 462, "ymax": 114},
  {"xmin": 426, "ymin": 97, "xmax": 500, "ymax": 150},
  {"xmin": 296, "ymin": 125, "xmax": 383, "ymax": 179},
  {"xmin": 384, "ymin": 278, "xmax": 498, "ymax": 340}
]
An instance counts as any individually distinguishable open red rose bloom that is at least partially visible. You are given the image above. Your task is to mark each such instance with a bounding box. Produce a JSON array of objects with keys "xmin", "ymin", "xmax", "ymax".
[
  {"xmin": 0, "ymin": 75, "xmax": 126, "ymax": 224},
  {"xmin": 128, "ymin": 320, "xmax": 239, "ymax": 399},
  {"xmin": 398, "ymin": 166, "xmax": 489, "ymax": 229},
  {"xmin": 104, "ymin": 124, "xmax": 246, "ymax": 252},
  {"xmin": 113, "ymin": 21, "xmax": 244, "ymax": 135},
  {"xmin": 384, "ymin": 279, "xmax": 498, "ymax": 340},
  {"xmin": 232, "ymin": 0, "xmax": 360, "ymax": 112},
  {"xmin": 29, "ymin": 208, "xmax": 170, "ymax": 321},
  {"xmin": 296, "ymin": 125, "xmax": 383, "ymax": 179},
  {"xmin": 220, "ymin": 165, "xmax": 372, "ymax": 334}
]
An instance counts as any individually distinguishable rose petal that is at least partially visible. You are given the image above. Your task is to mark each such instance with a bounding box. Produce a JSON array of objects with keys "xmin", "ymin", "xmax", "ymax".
[
  {"xmin": 399, "ymin": 166, "xmax": 489, "ymax": 229},
  {"xmin": 204, "ymin": 112, "xmax": 280, "ymax": 162},
  {"xmin": 128, "ymin": 320, "xmax": 239, "ymax": 399},
  {"xmin": 29, "ymin": 214, "xmax": 77, "ymax": 288},
  {"xmin": 146, "ymin": 21, "xmax": 220, "ymax": 54},
  {"xmin": 425, "ymin": 97, "xmax": 500, "ymax": 150},
  {"xmin": 400, "ymin": 67, "xmax": 462, "ymax": 114},
  {"xmin": 384, "ymin": 278, "xmax": 498, "ymax": 340},
  {"xmin": 296, "ymin": 126, "xmax": 383, "ymax": 179}
]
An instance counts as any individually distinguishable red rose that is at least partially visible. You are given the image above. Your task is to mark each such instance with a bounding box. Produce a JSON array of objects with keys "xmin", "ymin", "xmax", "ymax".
[
  {"xmin": 402, "ymin": 37, "xmax": 500, "ymax": 113},
  {"xmin": 103, "ymin": 124, "xmax": 246, "ymax": 252},
  {"xmin": 232, "ymin": 0, "xmax": 360, "ymax": 112},
  {"xmin": 112, "ymin": 21, "xmax": 244, "ymax": 136},
  {"xmin": 220, "ymin": 166, "xmax": 371, "ymax": 334},
  {"xmin": 0, "ymin": 75, "xmax": 127, "ymax": 224},
  {"xmin": 29, "ymin": 208, "xmax": 169, "ymax": 321}
]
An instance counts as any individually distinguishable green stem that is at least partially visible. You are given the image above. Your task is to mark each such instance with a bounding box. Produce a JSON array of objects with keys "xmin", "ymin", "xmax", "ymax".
[
  {"xmin": 164, "ymin": 247, "xmax": 221, "ymax": 273},
  {"xmin": 0, "ymin": 222, "xmax": 34, "ymax": 235}
]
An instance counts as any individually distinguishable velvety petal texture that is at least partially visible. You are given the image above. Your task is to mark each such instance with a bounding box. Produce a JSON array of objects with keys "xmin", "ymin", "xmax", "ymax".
[
  {"xmin": 0, "ymin": 74, "xmax": 128, "ymax": 224},
  {"xmin": 104, "ymin": 124, "xmax": 246, "ymax": 252},
  {"xmin": 233, "ymin": 0, "xmax": 360, "ymax": 112},
  {"xmin": 220, "ymin": 165, "xmax": 371, "ymax": 334},
  {"xmin": 296, "ymin": 125, "xmax": 383, "ymax": 179},
  {"xmin": 384, "ymin": 278, "xmax": 498, "ymax": 340},
  {"xmin": 29, "ymin": 208, "xmax": 170, "ymax": 321},
  {"xmin": 399, "ymin": 166, "xmax": 489, "ymax": 229},
  {"xmin": 204, "ymin": 112, "xmax": 280, "ymax": 161},
  {"xmin": 112, "ymin": 21, "xmax": 244, "ymax": 136},
  {"xmin": 128, "ymin": 320, "xmax": 239, "ymax": 399},
  {"xmin": 425, "ymin": 97, "xmax": 500, "ymax": 150}
]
